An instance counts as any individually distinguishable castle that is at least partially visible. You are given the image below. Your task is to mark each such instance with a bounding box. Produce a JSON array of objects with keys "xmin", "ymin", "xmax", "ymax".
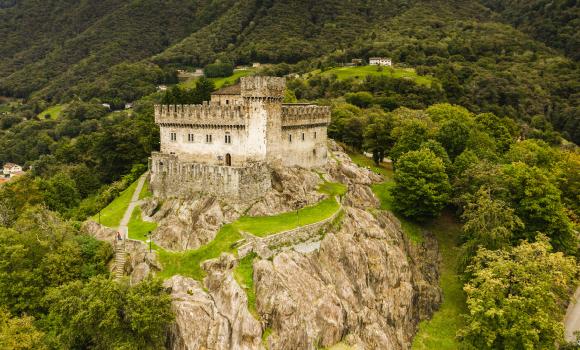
[{"xmin": 149, "ymin": 76, "xmax": 331, "ymax": 201}]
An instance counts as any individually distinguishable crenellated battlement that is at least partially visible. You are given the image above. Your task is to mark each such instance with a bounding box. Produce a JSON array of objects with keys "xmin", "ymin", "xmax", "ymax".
[
  {"xmin": 281, "ymin": 105, "xmax": 331, "ymax": 128},
  {"xmin": 240, "ymin": 76, "xmax": 285, "ymax": 99},
  {"xmin": 154, "ymin": 104, "xmax": 248, "ymax": 126}
]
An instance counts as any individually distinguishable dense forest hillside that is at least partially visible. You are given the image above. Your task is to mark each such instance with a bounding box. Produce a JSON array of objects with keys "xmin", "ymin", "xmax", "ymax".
[
  {"xmin": 0, "ymin": 0, "xmax": 577, "ymax": 142},
  {"xmin": 480, "ymin": 0, "xmax": 580, "ymax": 60}
]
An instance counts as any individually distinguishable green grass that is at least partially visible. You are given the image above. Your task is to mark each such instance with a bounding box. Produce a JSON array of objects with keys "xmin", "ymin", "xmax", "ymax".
[
  {"xmin": 157, "ymin": 225, "xmax": 242, "ymax": 280},
  {"xmin": 317, "ymin": 181, "xmax": 348, "ymax": 197},
  {"xmin": 309, "ymin": 65, "xmax": 433, "ymax": 87},
  {"xmin": 233, "ymin": 253, "xmax": 258, "ymax": 318},
  {"xmin": 94, "ymin": 179, "xmax": 138, "ymax": 228},
  {"xmin": 233, "ymin": 198, "xmax": 339, "ymax": 237},
  {"xmin": 37, "ymin": 104, "xmax": 67, "ymax": 120},
  {"xmin": 347, "ymin": 152, "xmax": 393, "ymax": 179},
  {"xmin": 412, "ymin": 212, "xmax": 466, "ymax": 349},
  {"xmin": 138, "ymin": 179, "xmax": 152, "ymax": 200},
  {"xmin": 371, "ymin": 182, "xmax": 423, "ymax": 243},
  {"xmin": 179, "ymin": 69, "xmax": 254, "ymax": 89},
  {"xmin": 128, "ymin": 206, "xmax": 158, "ymax": 244}
]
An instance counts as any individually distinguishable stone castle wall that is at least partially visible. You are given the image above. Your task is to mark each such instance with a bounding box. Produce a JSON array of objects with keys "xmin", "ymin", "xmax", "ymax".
[{"xmin": 149, "ymin": 153, "xmax": 271, "ymax": 201}]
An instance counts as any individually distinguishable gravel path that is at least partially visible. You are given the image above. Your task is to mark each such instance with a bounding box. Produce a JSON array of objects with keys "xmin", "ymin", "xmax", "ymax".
[{"xmin": 118, "ymin": 174, "xmax": 147, "ymax": 239}]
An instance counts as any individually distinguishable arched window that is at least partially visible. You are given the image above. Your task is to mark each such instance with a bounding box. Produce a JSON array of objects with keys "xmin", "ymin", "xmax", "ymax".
[{"xmin": 225, "ymin": 153, "xmax": 232, "ymax": 166}]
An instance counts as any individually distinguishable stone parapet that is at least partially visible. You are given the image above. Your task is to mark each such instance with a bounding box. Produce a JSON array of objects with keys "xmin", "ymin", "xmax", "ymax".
[
  {"xmin": 281, "ymin": 105, "xmax": 331, "ymax": 128},
  {"xmin": 240, "ymin": 76, "xmax": 285, "ymax": 99},
  {"xmin": 154, "ymin": 104, "xmax": 248, "ymax": 127}
]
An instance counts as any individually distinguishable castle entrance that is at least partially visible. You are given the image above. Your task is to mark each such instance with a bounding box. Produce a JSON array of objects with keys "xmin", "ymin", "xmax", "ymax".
[{"xmin": 225, "ymin": 153, "xmax": 232, "ymax": 166}]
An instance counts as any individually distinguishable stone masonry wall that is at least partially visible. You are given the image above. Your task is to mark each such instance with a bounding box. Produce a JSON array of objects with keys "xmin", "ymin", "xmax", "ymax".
[{"xmin": 150, "ymin": 152, "xmax": 271, "ymax": 201}]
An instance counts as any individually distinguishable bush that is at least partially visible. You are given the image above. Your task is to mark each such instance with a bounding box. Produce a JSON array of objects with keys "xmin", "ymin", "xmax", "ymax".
[{"xmin": 203, "ymin": 62, "xmax": 234, "ymax": 78}]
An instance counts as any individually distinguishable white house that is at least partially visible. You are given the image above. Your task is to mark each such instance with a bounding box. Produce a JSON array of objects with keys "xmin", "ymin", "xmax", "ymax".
[
  {"xmin": 369, "ymin": 57, "xmax": 392, "ymax": 66},
  {"xmin": 3, "ymin": 163, "xmax": 23, "ymax": 177}
]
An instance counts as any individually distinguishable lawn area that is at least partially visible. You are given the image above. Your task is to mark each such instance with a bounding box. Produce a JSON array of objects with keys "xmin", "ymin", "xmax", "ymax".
[
  {"xmin": 156, "ymin": 225, "xmax": 242, "ymax": 280},
  {"xmin": 412, "ymin": 212, "xmax": 466, "ymax": 349},
  {"xmin": 347, "ymin": 152, "xmax": 393, "ymax": 179},
  {"xmin": 128, "ymin": 206, "xmax": 158, "ymax": 243},
  {"xmin": 93, "ymin": 179, "xmax": 138, "ymax": 228},
  {"xmin": 37, "ymin": 104, "xmax": 67, "ymax": 120},
  {"xmin": 234, "ymin": 197, "xmax": 339, "ymax": 237},
  {"xmin": 318, "ymin": 181, "xmax": 348, "ymax": 197},
  {"xmin": 138, "ymin": 179, "xmax": 152, "ymax": 200},
  {"xmin": 179, "ymin": 69, "xmax": 254, "ymax": 89},
  {"xmin": 309, "ymin": 65, "xmax": 433, "ymax": 87}
]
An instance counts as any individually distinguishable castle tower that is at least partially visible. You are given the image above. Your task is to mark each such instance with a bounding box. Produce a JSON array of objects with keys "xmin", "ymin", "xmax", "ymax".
[{"xmin": 240, "ymin": 76, "xmax": 286, "ymax": 164}]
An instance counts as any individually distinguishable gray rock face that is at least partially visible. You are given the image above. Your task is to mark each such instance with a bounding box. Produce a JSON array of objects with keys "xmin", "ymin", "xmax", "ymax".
[
  {"xmin": 165, "ymin": 255, "xmax": 263, "ymax": 350},
  {"xmin": 254, "ymin": 208, "xmax": 440, "ymax": 350},
  {"xmin": 150, "ymin": 195, "xmax": 236, "ymax": 251}
]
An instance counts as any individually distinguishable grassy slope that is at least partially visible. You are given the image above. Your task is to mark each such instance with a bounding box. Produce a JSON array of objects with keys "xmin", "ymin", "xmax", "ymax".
[
  {"xmin": 128, "ymin": 206, "xmax": 158, "ymax": 243},
  {"xmin": 93, "ymin": 179, "xmax": 138, "ymax": 228},
  {"xmin": 37, "ymin": 104, "xmax": 67, "ymax": 120},
  {"xmin": 138, "ymin": 179, "xmax": 152, "ymax": 200},
  {"xmin": 308, "ymin": 65, "xmax": 433, "ymax": 87},
  {"xmin": 233, "ymin": 253, "xmax": 258, "ymax": 317},
  {"xmin": 412, "ymin": 212, "xmax": 466, "ymax": 349},
  {"xmin": 179, "ymin": 69, "xmax": 254, "ymax": 89}
]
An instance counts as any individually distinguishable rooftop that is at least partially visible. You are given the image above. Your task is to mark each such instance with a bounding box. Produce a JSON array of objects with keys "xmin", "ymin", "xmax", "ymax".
[{"xmin": 212, "ymin": 84, "xmax": 241, "ymax": 96}]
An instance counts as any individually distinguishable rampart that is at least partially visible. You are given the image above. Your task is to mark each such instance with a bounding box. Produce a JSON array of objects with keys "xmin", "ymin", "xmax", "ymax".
[
  {"xmin": 154, "ymin": 104, "xmax": 248, "ymax": 127},
  {"xmin": 238, "ymin": 198, "xmax": 342, "ymax": 258},
  {"xmin": 281, "ymin": 105, "xmax": 331, "ymax": 128},
  {"xmin": 149, "ymin": 152, "xmax": 271, "ymax": 201}
]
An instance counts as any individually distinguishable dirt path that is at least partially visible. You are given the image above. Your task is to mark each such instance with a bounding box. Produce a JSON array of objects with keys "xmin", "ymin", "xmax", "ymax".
[
  {"xmin": 564, "ymin": 286, "xmax": 580, "ymax": 342},
  {"xmin": 118, "ymin": 173, "xmax": 147, "ymax": 239}
]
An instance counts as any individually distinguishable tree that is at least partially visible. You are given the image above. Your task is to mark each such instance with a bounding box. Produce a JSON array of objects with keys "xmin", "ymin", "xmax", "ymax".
[
  {"xmin": 203, "ymin": 62, "xmax": 234, "ymax": 78},
  {"xmin": 436, "ymin": 118, "xmax": 470, "ymax": 159},
  {"xmin": 390, "ymin": 119, "xmax": 429, "ymax": 162},
  {"xmin": 426, "ymin": 103, "xmax": 472, "ymax": 123},
  {"xmin": 393, "ymin": 149, "xmax": 451, "ymax": 220},
  {"xmin": 345, "ymin": 92, "xmax": 374, "ymax": 108},
  {"xmin": 363, "ymin": 113, "xmax": 394, "ymax": 164},
  {"xmin": 44, "ymin": 277, "xmax": 173, "ymax": 350},
  {"xmin": 499, "ymin": 162, "xmax": 576, "ymax": 254},
  {"xmin": 459, "ymin": 235, "xmax": 577, "ymax": 349},
  {"xmin": 0, "ymin": 308, "xmax": 46, "ymax": 350},
  {"xmin": 459, "ymin": 187, "xmax": 524, "ymax": 271}
]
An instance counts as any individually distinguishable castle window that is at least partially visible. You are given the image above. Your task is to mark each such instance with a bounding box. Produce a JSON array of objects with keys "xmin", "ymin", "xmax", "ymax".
[
  {"xmin": 314, "ymin": 132, "xmax": 317, "ymax": 139},
  {"xmin": 302, "ymin": 133, "xmax": 305, "ymax": 141},
  {"xmin": 188, "ymin": 133, "xmax": 194, "ymax": 142},
  {"xmin": 170, "ymin": 132, "xmax": 177, "ymax": 142},
  {"xmin": 225, "ymin": 133, "xmax": 232, "ymax": 144},
  {"xmin": 288, "ymin": 134, "xmax": 292, "ymax": 142},
  {"xmin": 225, "ymin": 100, "xmax": 229, "ymax": 105},
  {"xmin": 206, "ymin": 134, "xmax": 213, "ymax": 143}
]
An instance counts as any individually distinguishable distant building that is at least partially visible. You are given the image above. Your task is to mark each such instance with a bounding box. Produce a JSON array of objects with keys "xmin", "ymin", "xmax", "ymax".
[
  {"xmin": 125, "ymin": 103, "xmax": 133, "ymax": 109},
  {"xmin": 351, "ymin": 58, "xmax": 364, "ymax": 66},
  {"xmin": 157, "ymin": 85, "xmax": 168, "ymax": 91},
  {"xmin": 177, "ymin": 69, "xmax": 204, "ymax": 81},
  {"xmin": 2, "ymin": 163, "xmax": 24, "ymax": 181},
  {"xmin": 252, "ymin": 62, "xmax": 261, "ymax": 68},
  {"xmin": 102, "ymin": 103, "xmax": 111, "ymax": 109},
  {"xmin": 369, "ymin": 57, "xmax": 392, "ymax": 66}
]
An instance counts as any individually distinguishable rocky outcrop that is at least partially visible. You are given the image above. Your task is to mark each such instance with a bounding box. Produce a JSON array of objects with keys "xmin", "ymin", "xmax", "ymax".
[
  {"xmin": 148, "ymin": 195, "xmax": 238, "ymax": 251},
  {"xmin": 158, "ymin": 144, "xmax": 441, "ymax": 350},
  {"xmin": 165, "ymin": 255, "xmax": 263, "ymax": 350},
  {"xmin": 254, "ymin": 207, "xmax": 440, "ymax": 350}
]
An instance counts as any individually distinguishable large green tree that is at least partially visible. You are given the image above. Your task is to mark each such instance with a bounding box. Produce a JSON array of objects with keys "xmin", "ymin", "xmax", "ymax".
[
  {"xmin": 393, "ymin": 148, "xmax": 451, "ymax": 220},
  {"xmin": 459, "ymin": 235, "xmax": 577, "ymax": 349}
]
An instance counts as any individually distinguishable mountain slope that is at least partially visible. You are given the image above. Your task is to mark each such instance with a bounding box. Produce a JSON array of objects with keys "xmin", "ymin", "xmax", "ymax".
[{"xmin": 479, "ymin": 0, "xmax": 580, "ymax": 60}]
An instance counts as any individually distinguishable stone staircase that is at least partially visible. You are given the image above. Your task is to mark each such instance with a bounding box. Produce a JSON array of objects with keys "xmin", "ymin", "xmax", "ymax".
[{"xmin": 113, "ymin": 240, "xmax": 127, "ymax": 280}]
